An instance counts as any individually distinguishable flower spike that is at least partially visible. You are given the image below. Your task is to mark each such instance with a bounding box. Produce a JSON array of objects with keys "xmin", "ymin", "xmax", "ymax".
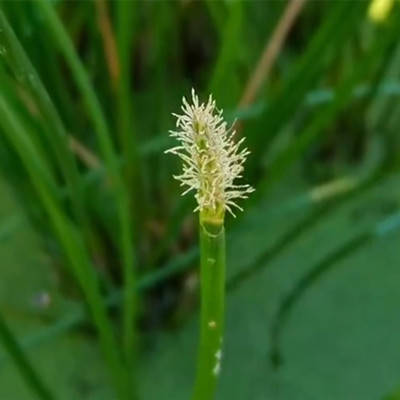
[{"xmin": 166, "ymin": 89, "xmax": 254, "ymax": 222}]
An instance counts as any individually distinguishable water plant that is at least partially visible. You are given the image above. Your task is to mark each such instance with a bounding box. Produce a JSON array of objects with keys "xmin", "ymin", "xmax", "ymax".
[
  {"xmin": 166, "ymin": 90, "xmax": 254, "ymax": 400},
  {"xmin": 0, "ymin": 1, "xmax": 399, "ymax": 399}
]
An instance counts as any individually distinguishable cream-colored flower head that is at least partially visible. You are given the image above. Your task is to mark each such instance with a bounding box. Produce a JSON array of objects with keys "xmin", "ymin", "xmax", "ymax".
[{"xmin": 166, "ymin": 89, "xmax": 254, "ymax": 223}]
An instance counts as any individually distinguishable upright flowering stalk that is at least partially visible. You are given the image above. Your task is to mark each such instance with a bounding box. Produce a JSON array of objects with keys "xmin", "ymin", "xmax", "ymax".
[{"xmin": 166, "ymin": 89, "xmax": 254, "ymax": 400}]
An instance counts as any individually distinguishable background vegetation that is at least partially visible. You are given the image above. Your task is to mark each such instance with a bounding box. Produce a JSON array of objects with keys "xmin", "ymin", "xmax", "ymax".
[{"xmin": 0, "ymin": 0, "xmax": 400, "ymax": 399}]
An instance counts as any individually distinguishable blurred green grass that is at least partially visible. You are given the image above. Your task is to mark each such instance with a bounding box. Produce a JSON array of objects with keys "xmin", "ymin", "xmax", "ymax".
[{"xmin": 0, "ymin": 0, "xmax": 400, "ymax": 399}]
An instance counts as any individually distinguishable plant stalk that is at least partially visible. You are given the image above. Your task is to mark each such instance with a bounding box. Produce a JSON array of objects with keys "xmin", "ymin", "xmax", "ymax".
[
  {"xmin": 0, "ymin": 312, "xmax": 54, "ymax": 400},
  {"xmin": 0, "ymin": 92, "xmax": 129, "ymax": 400},
  {"xmin": 192, "ymin": 219, "xmax": 226, "ymax": 400},
  {"xmin": 35, "ymin": 2, "xmax": 138, "ymax": 396}
]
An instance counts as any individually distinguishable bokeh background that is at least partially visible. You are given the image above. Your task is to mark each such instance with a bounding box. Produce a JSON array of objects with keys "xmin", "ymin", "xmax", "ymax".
[{"xmin": 0, "ymin": 0, "xmax": 400, "ymax": 399}]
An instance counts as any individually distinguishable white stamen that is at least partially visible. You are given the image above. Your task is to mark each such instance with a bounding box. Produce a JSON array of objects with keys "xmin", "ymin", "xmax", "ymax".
[{"xmin": 166, "ymin": 89, "xmax": 254, "ymax": 216}]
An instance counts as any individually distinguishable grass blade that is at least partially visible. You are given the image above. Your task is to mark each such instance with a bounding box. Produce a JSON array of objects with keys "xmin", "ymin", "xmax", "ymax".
[
  {"xmin": 248, "ymin": 1, "xmax": 367, "ymax": 165},
  {"xmin": 0, "ymin": 9, "xmax": 87, "ymax": 228},
  {"xmin": 35, "ymin": 0, "xmax": 138, "ymax": 384},
  {"xmin": 256, "ymin": 7, "xmax": 398, "ymax": 198},
  {"xmin": 208, "ymin": 1, "xmax": 243, "ymax": 106},
  {"xmin": 0, "ymin": 92, "xmax": 129, "ymax": 399},
  {"xmin": 0, "ymin": 312, "xmax": 54, "ymax": 400}
]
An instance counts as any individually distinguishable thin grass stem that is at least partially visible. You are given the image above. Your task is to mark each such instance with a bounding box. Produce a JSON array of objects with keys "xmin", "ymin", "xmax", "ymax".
[
  {"xmin": 0, "ymin": 92, "xmax": 130, "ymax": 400},
  {"xmin": 35, "ymin": 1, "xmax": 138, "ymax": 391},
  {"xmin": 0, "ymin": 312, "xmax": 54, "ymax": 400},
  {"xmin": 192, "ymin": 220, "xmax": 226, "ymax": 400},
  {"xmin": 0, "ymin": 10, "xmax": 87, "ymax": 229}
]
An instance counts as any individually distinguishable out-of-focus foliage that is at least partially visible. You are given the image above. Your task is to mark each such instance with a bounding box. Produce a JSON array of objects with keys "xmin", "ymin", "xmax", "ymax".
[{"xmin": 0, "ymin": 1, "xmax": 399, "ymax": 399}]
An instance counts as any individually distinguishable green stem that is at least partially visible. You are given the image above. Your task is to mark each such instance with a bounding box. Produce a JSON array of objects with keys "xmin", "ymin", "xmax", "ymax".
[
  {"xmin": 115, "ymin": 3, "xmax": 141, "ymax": 373},
  {"xmin": 0, "ymin": 9, "xmax": 87, "ymax": 230},
  {"xmin": 192, "ymin": 219, "xmax": 226, "ymax": 400},
  {"xmin": 0, "ymin": 311, "xmax": 54, "ymax": 400},
  {"xmin": 116, "ymin": 0, "xmax": 137, "ymax": 183},
  {"xmin": 0, "ymin": 93, "xmax": 129, "ymax": 400},
  {"xmin": 35, "ymin": 2, "xmax": 137, "ymax": 395}
]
